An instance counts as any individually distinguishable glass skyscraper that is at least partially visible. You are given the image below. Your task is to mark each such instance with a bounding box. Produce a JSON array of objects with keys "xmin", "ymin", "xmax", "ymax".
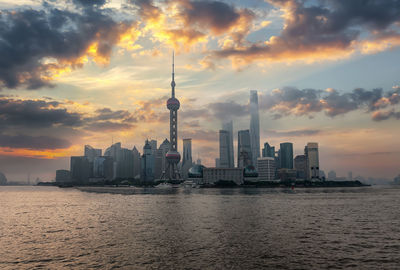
[{"xmin": 250, "ymin": 90, "xmax": 260, "ymax": 167}]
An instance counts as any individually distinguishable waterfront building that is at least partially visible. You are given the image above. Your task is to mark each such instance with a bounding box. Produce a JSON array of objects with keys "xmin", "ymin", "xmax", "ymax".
[
  {"xmin": 215, "ymin": 158, "xmax": 220, "ymax": 167},
  {"xmin": 70, "ymin": 156, "xmax": 90, "ymax": 184},
  {"xmin": 257, "ymin": 157, "xmax": 276, "ymax": 181},
  {"xmin": 55, "ymin": 170, "xmax": 71, "ymax": 183},
  {"xmin": 305, "ymin": 142, "xmax": 319, "ymax": 180},
  {"xmin": 238, "ymin": 129, "xmax": 252, "ymax": 168},
  {"xmin": 278, "ymin": 168, "xmax": 297, "ymax": 182},
  {"xmin": 219, "ymin": 130, "xmax": 230, "ymax": 168},
  {"xmin": 93, "ymin": 156, "xmax": 114, "ymax": 180},
  {"xmin": 84, "ymin": 145, "xmax": 102, "ymax": 162},
  {"xmin": 222, "ymin": 120, "xmax": 234, "ymax": 167},
  {"xmin": 328, "ymin": 170, "xmax": 337, "ymax": 180},
  {"xmin": 154, "ymin": 139, "xmax": 170, "ymax": 179},
  {"xmin": 262, "ymin": 142, "xmax": 275, "ymax": 158},
  {"xmin": 149, "ymin": 140, "xmax": 157, "ymax": 153},
  {"xmin": 141, "ymin": 140, "xmax": 155, "ymax": 182},
  {"xmin": 182, "ymin": 138, "xmax": 192, "ymax": 167},
  {"xmin": 132, "ymin": 146, "xmax": 141, "ymax": 179},
  {"xmin": 250, "ymin": 90, "xmax": 260, "ymax": 166},
  {"xmin": 159, "ymin": 52, "xmax": 182, "ymax": 181},
  {"xmin": 181, "ymin": 138, "xmax": 193, "ymax": 179},
  {"xmin": 0, "ymin": 172, "xmax": 7, "ymax": 185},
  {"xmin": 348, "ymin": 171, "xmax": 353, "ymax": 180},
  {"xmin": 203, "ymin": 167, "xmax": 243, "ymax": 186},
  {"xmin": 117, "ymin": 148, "xmax": 134, "ymax": 178},
  {"xmin": 280, "ymin": 142, "xmax": 293, "ymax": 169},
  {"xmin": 294, "ymin": 155, "xmax": 307, "ymax": 179}
]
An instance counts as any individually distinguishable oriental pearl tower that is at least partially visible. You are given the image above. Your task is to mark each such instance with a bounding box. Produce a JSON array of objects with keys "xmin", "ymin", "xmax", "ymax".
[{"xmin": 160, "ymin": 52, "xmax": 182, "ymax": 181}]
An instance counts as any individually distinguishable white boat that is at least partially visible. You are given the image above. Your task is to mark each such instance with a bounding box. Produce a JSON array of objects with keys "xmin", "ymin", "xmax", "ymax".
[
  {"xmin": 155, "ymin": 182, "xmax": 180, "ymax": 189},
  {"xmin": 181, "ymin": 180, "xmax": 198, "ymax": 188}
]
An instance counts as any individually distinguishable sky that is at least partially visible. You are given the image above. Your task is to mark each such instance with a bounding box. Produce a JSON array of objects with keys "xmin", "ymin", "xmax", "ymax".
[{"xmin": 0, "ymin": 0, "xmax": 399, "ymax": 182}]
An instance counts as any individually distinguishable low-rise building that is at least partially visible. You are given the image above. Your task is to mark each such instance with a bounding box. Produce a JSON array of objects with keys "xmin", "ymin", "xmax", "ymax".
[
  {"xmin": 203, "ymin": 167, "xmax": 243, "ymax": 186},
  {"xmin": 257, "ymin": 157, "xmax": 276, "ymax": 181},
  {"xmin": 55, "ymin": 170, "xmax": 71, "ymax": 183}
]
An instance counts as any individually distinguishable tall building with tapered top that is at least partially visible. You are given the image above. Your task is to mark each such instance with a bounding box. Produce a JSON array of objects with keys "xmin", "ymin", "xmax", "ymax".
[
  {"xmin": 160, "ymin": 52, "xmax": 181, "ymax": 181},
  {"xmin": 250, "ymin": 90, "xmax": 260, "ymax": 166}
]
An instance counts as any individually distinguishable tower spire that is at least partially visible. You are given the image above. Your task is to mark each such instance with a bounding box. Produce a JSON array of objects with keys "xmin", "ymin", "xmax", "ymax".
[{"xmin": 171, "ymin": 51, "xmax": 176, "ymax": 97}]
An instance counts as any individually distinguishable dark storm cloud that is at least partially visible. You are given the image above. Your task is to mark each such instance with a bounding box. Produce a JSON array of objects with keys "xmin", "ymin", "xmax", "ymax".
[
  {"xmin": 72, "ymin": 0, "xmax": 108, "ymax": 7},
  {"xmin": 91, "ymin": 108, "xmax": 135, "ymax": 121},
  {"xmin": 179, "ymin": 0, "xmax": 240, "ymax": 34},
  {"xmin": 0, "ymin": 134, "xmax": 71, "ymax": 149},
  {"xmin": 259, "ymin": 87, "xmax": 400, "ymax": 119},
  {"xmin": 0, "ymin": 98, "xmax": 82, "ymax": 128},
  {"xmin": 0, "ymin": 97, "xmax": 141, "ymax": 132},
  {"xmin": 0, "ymin": 2, "xmax": 135, "ymax": 89},
  {"xmin": 214, "ymin": 0, "xmax": 400, "ymax": 62}
]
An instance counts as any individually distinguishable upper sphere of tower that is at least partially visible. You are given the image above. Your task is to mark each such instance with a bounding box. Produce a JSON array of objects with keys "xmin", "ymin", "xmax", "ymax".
[{"xmin": 167, "ymin": 97, "xmax": 180, "ymax": 110}]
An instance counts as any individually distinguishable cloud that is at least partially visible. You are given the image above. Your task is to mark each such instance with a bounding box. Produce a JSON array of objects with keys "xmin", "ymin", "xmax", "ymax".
[
  {"xmin": 0, "ymin": 97, "xmax": 82, "ymax": 128},
  {"xmin": 212, "ymin": 0, "xmax": 400, "ymax": 66},
  {"xmin": 266, "ymin": 129, "xmax": 321, "ymax": 137},
  {"xmin": 371, "ymin": 110, "xmax": 400, "ymax": 121},
  {"xmin": 259, "ymin": 86, "xmax": 400, "ymax": 120},
  {"xmin": 0, "ymin": 134, "xmax": 71, "ymax": 150},
  {"xmin": 131, "ymin": 0, "xmax": 255, "ymax": 51},
  {"xmin": 0, "ymin": 2, "xmax": 138, "ymax": 89}
]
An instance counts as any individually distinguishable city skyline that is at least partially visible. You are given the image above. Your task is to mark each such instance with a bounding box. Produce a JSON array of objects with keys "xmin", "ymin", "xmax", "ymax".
[{"xmin": 0, "ymin": 0, "xmax": 400, "ymax": 181}]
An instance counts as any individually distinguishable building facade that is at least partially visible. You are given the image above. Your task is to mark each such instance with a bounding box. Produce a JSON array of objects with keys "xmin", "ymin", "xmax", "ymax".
[
  {"xmin": 294, "ymin": 155, "xmax": 307, "ymax": 179},
  {"xmin": 238, "ymin": 129, "xmax": 252, "ymax": 168},
  {"xmin": 84, "ymin": 145, "xmax": 102, "ymax": 162},
  {"xmin": 222, "ymin": 120, "xmax": 234, "ymax": 167},
  {"xmin": 280, "ymin": 142, "xmax": 294, "ymax": 169},
  {"xmin": 262, "ymin": 142, "xmax": 275, "ymax": 158},
  {"xmin": 70, "ymin": 156, "xmax": 90, "ymax": 184},
  {"xmin": 305, "ymin": 142, "xmax": 319, "ymax": 180},
  {"xmin": 219, "ymin": 130, "xmax": 230, "ymax": 168},
  {"xmin": 203, "ymin": 167, "xmax": 243, "ymax": 186},
  {"xmin": 249, "ymin": 90, "xmax": 260, "ymax": 166},
  {"xmin": 257, "ymin": 157, "xmax": 276, "ymax": 181}
]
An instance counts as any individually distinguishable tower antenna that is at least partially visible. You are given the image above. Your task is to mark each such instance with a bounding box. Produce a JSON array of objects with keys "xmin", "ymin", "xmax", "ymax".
[{"xmin": 171, "ymin": 50, "xmax": 176, "ymax": 97}]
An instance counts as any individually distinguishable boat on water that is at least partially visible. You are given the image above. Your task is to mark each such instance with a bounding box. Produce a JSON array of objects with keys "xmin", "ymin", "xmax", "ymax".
[
  {"xmin": 155, "ymin": 182, "xmax": 180, "ymax": 189},
  {"xmin": 181, "ymin": 180, "xmax": 198, "ymax": 188}
]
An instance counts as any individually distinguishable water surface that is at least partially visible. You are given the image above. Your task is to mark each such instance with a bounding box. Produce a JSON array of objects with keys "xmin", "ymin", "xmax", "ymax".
[{"xmin": 1, "ymin": 186, "xmax": 400, "ymax": 269}]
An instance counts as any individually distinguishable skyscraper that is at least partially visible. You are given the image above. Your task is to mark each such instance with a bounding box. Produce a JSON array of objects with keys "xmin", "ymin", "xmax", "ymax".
[
  {"xmin": 160, "ymin": 52, "xmax": 181, "ymax": 181},
  {"xmin": 294, "ymin": 155, "xmax": 307, "ymax": 179},
  {"xmin": 305, "ymin": 142, "xmax": 319, "ymax": 180},
  {"xmin": 280, "ymin": 142, "xmax": 293, "ymax": 169},
  {"xmin": 237, "ymin": 129, "xmax": 252, "ymax": 168},
  {"xmin": 182, "ymin": 138, "xmax": 192, "ymax": 179},
  {"xmin": 249, "ymin": 90, "xmax": 260, "ymax": 166},
  {"xmin": 222, "ymin": 120, "xmax": 234, "ymax": 167},
  {"xmin": 84, "ymin": 145, "xmax": 102, "ymax": 162},
  {"xmin": 219, "ymin": 130, "xmax": 229, "ymax": 168},
  {"xmin": 132, "ymin": 146, "xmax": 141, "ymax": 178},
  {"xmin": 182, "ymin": 138, "xmax": 192, "ymax": 167},
  {"xmin": 262, "ymin": 142, "xmax": 275, "ymax": 158},
  {"xmin": 141, "ymin": 140, "xmax": 155, "ymax": 182}
]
